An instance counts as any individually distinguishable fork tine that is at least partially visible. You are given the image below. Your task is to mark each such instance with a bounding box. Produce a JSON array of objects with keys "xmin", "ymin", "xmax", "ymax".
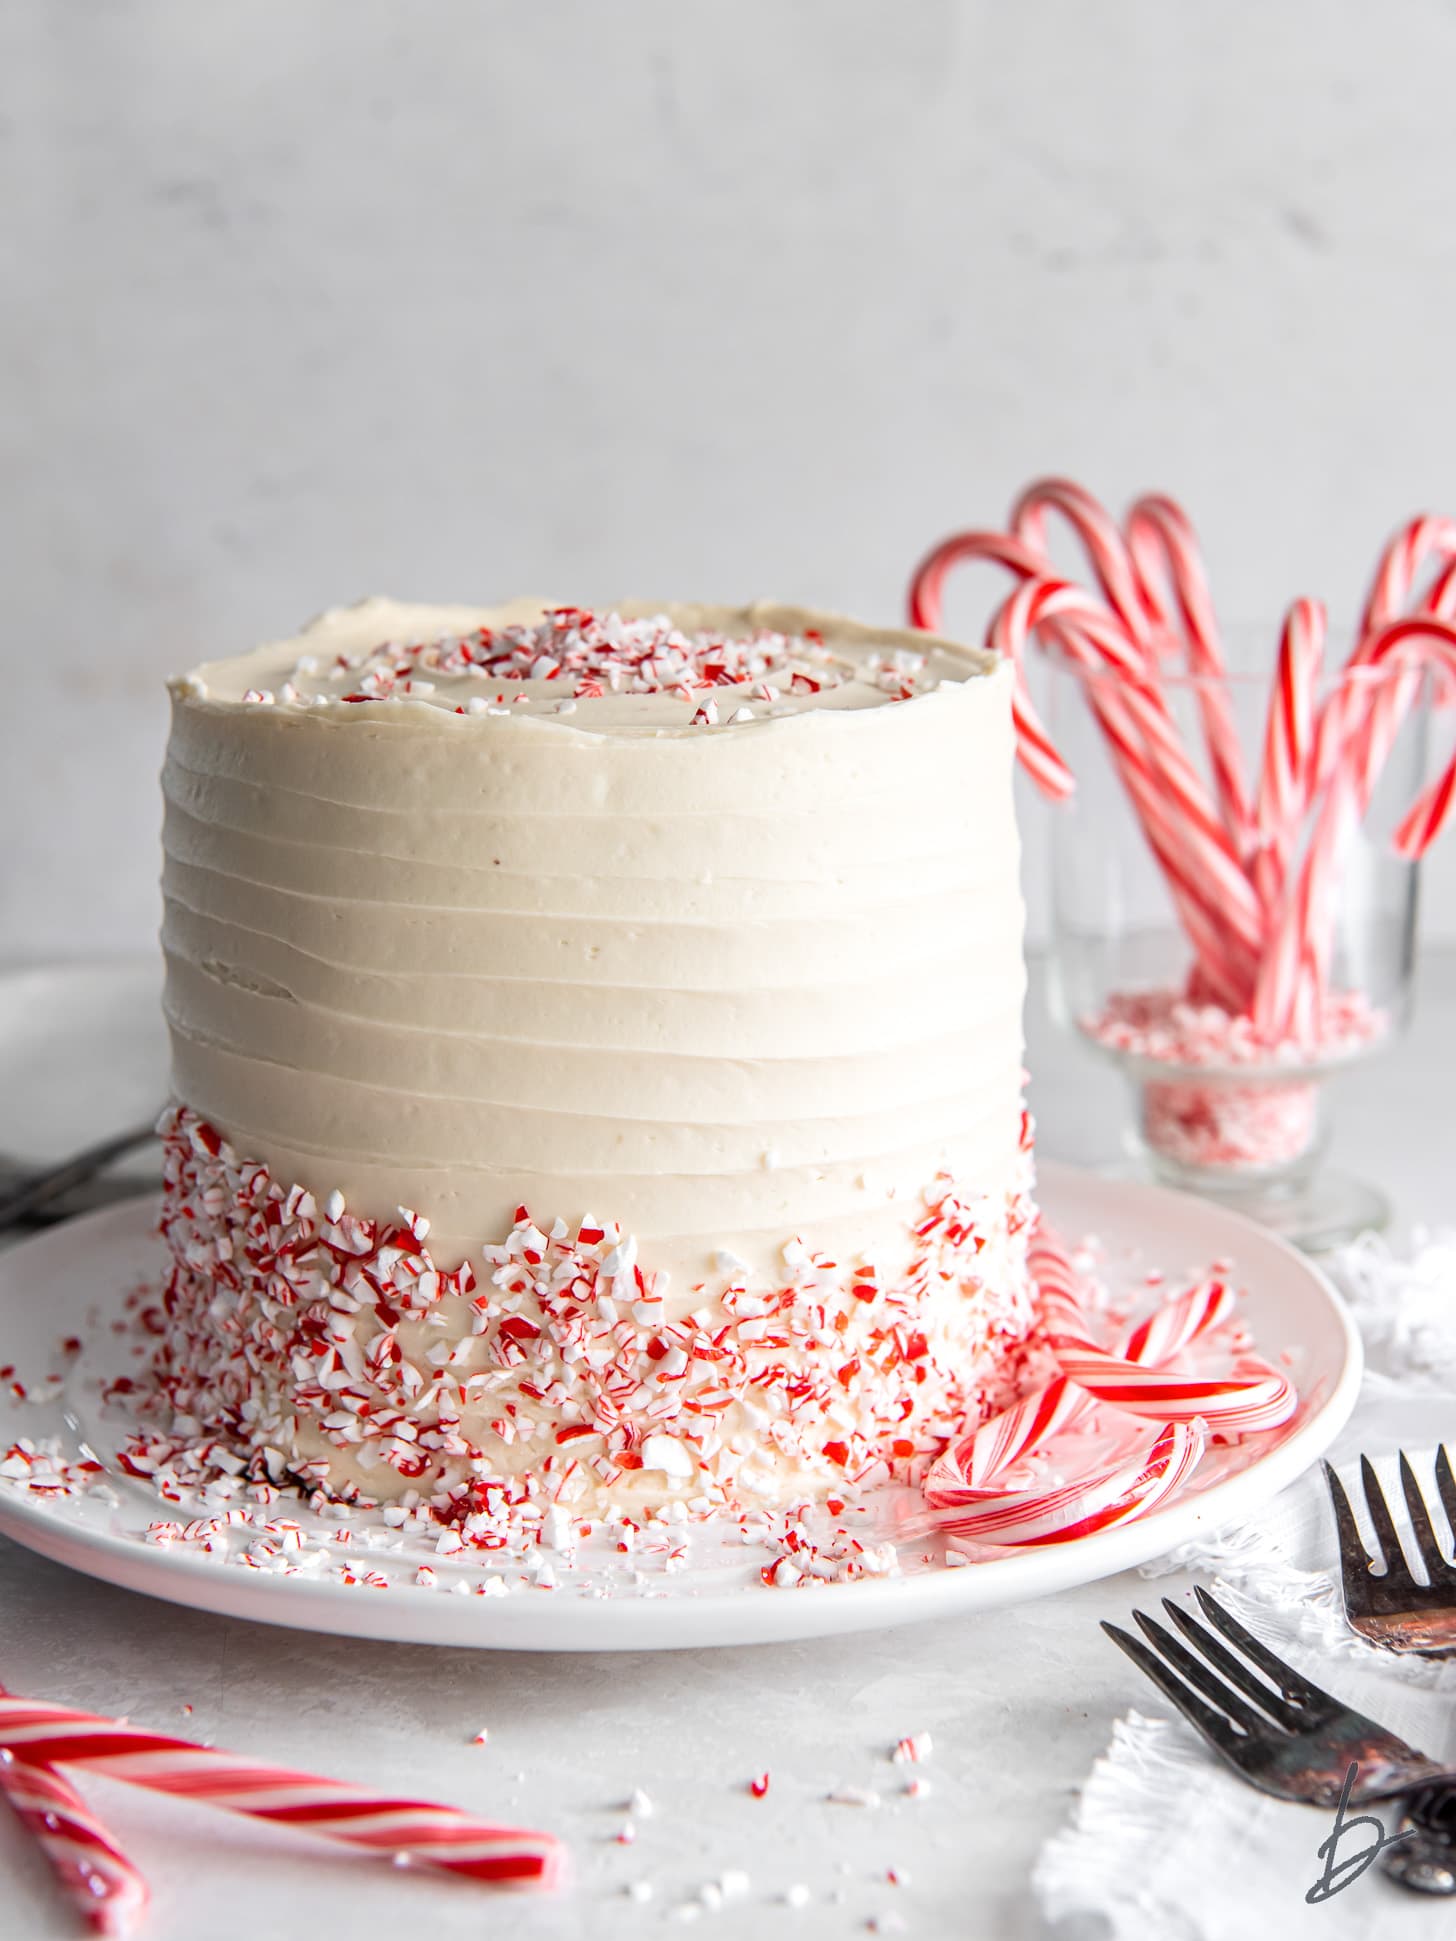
[
  {"xmin": 1192, "ymin": 1587, "xmax": 1342, "ymax": 1718},
  {"xmin": 1359, "ymin": 1454, "xmax": 1416, "ymax": 1588},
  {"xmin": 1434, "ymin": 1445, "xmax": 1456, "ymax": 1546},
  {"xmin": 1398, "ymin": 1451, "xmax": 1455, "ymax": 1585},
  {"xmin": 1324, "ymin": 1461, "xmax": 1379, "ymax": 1618},
  {"xmin": 1131, "ymin": 1608, "xmax": 1273, "ymax": 1736},
  {"xmin": 1101, "ymin": 1621, "xmax": 1245, "ymax": 1757},
  {"xmin": 1159, "ymin": 1598, "xmax": 1305, "ymax": 1731}
]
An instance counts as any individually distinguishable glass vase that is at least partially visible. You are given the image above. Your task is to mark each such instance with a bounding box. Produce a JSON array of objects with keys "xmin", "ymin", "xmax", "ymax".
[{"xmin": 1044, "ymin": 648, "xmax": 1426, "ymax": 1251}]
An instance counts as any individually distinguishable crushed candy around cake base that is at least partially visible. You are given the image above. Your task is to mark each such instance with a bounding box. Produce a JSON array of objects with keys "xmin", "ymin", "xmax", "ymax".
[{"xmin": 0, "ymin": 1108, "xmax": 1041, "ymax": 1594}]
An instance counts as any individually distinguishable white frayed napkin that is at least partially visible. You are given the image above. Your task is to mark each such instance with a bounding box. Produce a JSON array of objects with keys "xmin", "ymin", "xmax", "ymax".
[{"xmin": 1034, "ymin": 1232, "xmax": 1456, "ymax": 1940}]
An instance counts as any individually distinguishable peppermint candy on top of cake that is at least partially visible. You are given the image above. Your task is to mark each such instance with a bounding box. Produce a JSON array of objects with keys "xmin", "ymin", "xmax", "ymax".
[{"xmin": 232, "ymin": 607, "xmax": 933, "ymax": 715}]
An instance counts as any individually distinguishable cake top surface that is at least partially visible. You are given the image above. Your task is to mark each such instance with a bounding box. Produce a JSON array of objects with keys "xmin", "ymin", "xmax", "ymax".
[{"xmin": 174, "ymin": 597, "xmax": 1001, "ymax": 736}]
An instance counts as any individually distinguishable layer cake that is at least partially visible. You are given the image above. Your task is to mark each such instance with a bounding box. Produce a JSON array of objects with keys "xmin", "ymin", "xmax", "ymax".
[{"xmin": 153, "ymin": 600, "xmax": 1034, "ymax": 1543}]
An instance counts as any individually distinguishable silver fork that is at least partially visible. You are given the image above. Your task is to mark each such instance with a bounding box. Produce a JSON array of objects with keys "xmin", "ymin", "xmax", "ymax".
[
  {"xmin": 1103, "ymin": 1587, "xmax": 1454, "ymax": 1808},
  {"xmin": 1323, "ymin": 1450, "xmax": 1456, "ymax": 1656},
  {"xmin": 1322, "ymin": 1449, "xmax": 1456, "ymax": 1892}
]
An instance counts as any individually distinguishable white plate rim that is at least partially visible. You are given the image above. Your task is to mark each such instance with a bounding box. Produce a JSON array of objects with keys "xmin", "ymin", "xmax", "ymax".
[{"xmin": 0, "ymin": 1161, "xmax": 1363, "ymax": 1650}]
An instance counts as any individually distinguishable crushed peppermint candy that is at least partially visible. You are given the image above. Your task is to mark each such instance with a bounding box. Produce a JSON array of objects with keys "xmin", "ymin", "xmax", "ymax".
[
  {"xmin": 1080, "ymin": 988, "xmax": 1389, "ymax": 1175},
  {"xmin": 240, "ymin": 609, "xmax": 936, "ymax": 715},
  {"xmin": 118, "ymin": 1106, "xmax": 1036, "ymax": 1583},
  {"xmin": 1082, "ymin": 985, "xmax": 1386, "ymax": 1069},
  {"xmin": 5, "ymin": 1112, "xmax": 1063, "ymax": 1608},
  {"xmin": 825, "ymin": 1785, "xmax": 881, "ymax": 1809},
  {"xmin": 890, "ymin": 1731, "xmax": 932, "ymax": 1765}
]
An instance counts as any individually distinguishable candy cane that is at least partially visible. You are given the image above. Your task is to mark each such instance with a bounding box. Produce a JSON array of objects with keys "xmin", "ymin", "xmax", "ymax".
[
  {"xmin": 1117, "ymin": 1275, "xmax": 1236, "ymax": 1364},
  {"xmin": 1356, "ymin": 513, "xmax": 1456, "ymax": 639},
  {"xmin": 0, "ymin": 1748, "xmax": 148, "ymax": 1937},
  {"xmin": 1342, "ymin": 619, "xmax": 1456, "ymax": 860},
  {"xmin": 984, "ymin": 576, "xmax": 1091, "ymax": 798},
  {"xmin": 1256, "ymin": 617, "xmax": 1456, "ymax": 1036},
  {"xmin": 926, "ymin": 1272, "xmax": 1237, "ymax": 1505},
  {"xmin": 986, "ymin": 575, "xmax": 1156, "ymax": 797},
  {"xmin": 906, "ymin": 528, "xmax": 1049, "ymax": 633},
  {"xmin": 1077, "ymin": 703, "xmax": 1260, "ymax": 1003},
  {"xmin": 1011, "ymin": 477, "xmax": 1155, "ymax": 653},
  {"xmin": 937, "ymin": 1420, "xmax": 1206, "ymax": 1548},
  {"xmin": 987, "ymin": 577, "xmax": 1264, "ymax": 984},
  {"xmin": 1394, "ymin": 753, "xmax": 1456, "ymax": 859},
  {"xmin": 909, "ymin": 484, "xmax": 1261, "ymax": 893},
  {"xmin": 1039, "ymin": 1280, "xmax": 1294, "ymax": 1433},
  {"xmin": 920, "ymin": 1224, "xmax": 1295, "ymax": 1547},
  {"xmin": 907, "ymin": 484, "xmax": 1456, "ymax": 1052},
  {"xmin": 1339, "ymin": 515, "xmax": 1456, "ymax": 813},
  {"xmin": 1046, "ymin": 1336, "xmax": 1294, "ymax": 1433},
  {"xmin": 1126, "ymin": 493, "xmax": 1251, "ymax": 840},
  {"xmin": 1085, "ymin": 675, "xmax": 1265, "ymax": 958},
  {"xmin": 1252, "ymin": 598, "xmax": 1325, "ymax": 914},
  {"xmin": 0, "ymin": 1704, "xmax": 565, "ymax": 1892},
  {"xmin": 909, "ymin": 484, "xmax": 1269, "ymax": 989}
]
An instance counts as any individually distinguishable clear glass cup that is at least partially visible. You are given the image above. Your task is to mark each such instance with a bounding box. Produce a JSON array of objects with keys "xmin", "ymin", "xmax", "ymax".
[{"xmin": 1043, "ymin": 646, "xmax": 1427, "ymax": 1250}]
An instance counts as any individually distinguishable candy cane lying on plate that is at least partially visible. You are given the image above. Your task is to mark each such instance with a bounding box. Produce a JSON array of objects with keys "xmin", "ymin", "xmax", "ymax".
[
  {"xmin": 918, "ymin": 1221, "xmax": 1296, "ymax": 1547},
  {"xmin": 936, "ymin": 1419, "xmax": 1207, "ymax": 1550},
  {"xmin": 0, "ymin": 1704, "xmax": 565, "ymax": 1893}
]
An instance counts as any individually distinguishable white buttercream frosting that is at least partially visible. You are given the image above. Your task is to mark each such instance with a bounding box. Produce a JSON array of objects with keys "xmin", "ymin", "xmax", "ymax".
[{"xmin": 161, "ymin": 597, "xmax": 1027, "ymax": 1295}]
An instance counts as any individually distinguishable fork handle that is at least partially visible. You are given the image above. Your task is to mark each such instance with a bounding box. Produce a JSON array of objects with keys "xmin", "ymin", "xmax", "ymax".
[
  {"xmin": 0, "ymin": 1123, "xmax": 159, "ymax": 1229},
  {"xmin": 1384, "ymin": 1783, "xmax": 1456, "ymax": 1895}
]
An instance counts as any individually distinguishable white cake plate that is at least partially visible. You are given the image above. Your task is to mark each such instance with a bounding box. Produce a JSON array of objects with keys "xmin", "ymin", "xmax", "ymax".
[{"xmin": 0, "ymin": 1162, "xmax": 1360, "ymax": 1650}]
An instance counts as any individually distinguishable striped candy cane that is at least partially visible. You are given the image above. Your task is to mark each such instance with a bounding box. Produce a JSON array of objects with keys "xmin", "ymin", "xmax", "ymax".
[
  {"xmin": 986, "ymin": 576, "xmax": 1263, "ymax": 994},
  {"xmin": 1252, "ymin": 598, "xmax": 1325, "ymax": 915},
  {"xmin": 1010, "ymin": 477, "xmax": 1156, "ymax": 655},
  {"xmin": 0, "ymin": 1748, "xmax": 148, "ymax": 1937},
  {"xmin": 908, "ymin": 482, "xmax": 1456, "ymax": 1054},
  {"xmin": 1394, "ymin": 754, "xmax": 1456, "ymax": 859},
  {"xmin": 1356, "ymin": 513, "xmax": 1456, "ymax": 639},
  {"xmin": 1344, "ymin": 514, "xmax": 1456, "ymax": 812},
  {"xmin": 936, "ymin": 1420, "xmax": 1207, "ymax": 1549},
  {"xmin": 909, "ymin": 481, "xmax": 1269, "ymax": 1001},
  {"xmin": 0, "ymin": 1704, "xmax": 565, "ymax": 1892},
  {"xmin": 920, "ymin": 1223, "xmax": 1296, "ymax": 1546},
  {"xmin": 1344, "ymin": 620, "xmax": 1456, "ymax": 861},
  {"xmin": 986, "ymin": 574, "xmax": 1153, "ymax": 796},
  {"xmin": 906, "ymin": 528, "xmax": 1049, "ymax": 634},
  {"xmin": 1126, "ymin": 493, "xmax": 1251, "ymax": 842},
  {"xmin": 1256, "ymin": 618, "xmax": 1456, "ymax": 1037}
]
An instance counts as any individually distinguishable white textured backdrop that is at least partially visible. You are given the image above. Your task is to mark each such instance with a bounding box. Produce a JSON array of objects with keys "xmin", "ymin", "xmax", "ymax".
[{"xmin": 5, "ymin": 0, "xmax": 1456, "ymax": 956}]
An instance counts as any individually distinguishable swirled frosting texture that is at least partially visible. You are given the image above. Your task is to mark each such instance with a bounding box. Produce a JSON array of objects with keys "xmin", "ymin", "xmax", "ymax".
[{"xmin": 161, "ymin": 599, "xmax": 1026, "ymax": 1298}]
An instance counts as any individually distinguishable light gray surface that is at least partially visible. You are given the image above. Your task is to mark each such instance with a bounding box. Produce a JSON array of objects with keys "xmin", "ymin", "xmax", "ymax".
[
  {"xmin": 0, "ymin": 954, "xmax": 1449, "ymax": 1937},
  {"xmin": 7, "ymin": 0, "xmax": 1456, "ymax": 963}
]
